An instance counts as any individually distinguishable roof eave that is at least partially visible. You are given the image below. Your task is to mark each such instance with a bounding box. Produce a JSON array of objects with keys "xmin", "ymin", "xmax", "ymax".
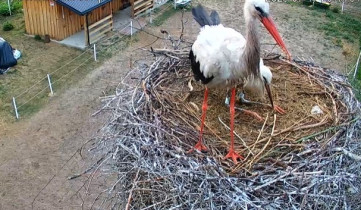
[{"xmin": 55, "ymin": 0, "xmax": 112, "ymax": 16}]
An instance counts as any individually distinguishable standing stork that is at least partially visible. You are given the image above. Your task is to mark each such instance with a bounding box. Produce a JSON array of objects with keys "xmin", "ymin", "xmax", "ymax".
[{"xmin": 189, "ymin": 0, "xmax": 291, "ymax": 163}]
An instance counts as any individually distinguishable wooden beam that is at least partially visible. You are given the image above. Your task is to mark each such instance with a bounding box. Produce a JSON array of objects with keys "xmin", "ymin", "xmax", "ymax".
[
  {"xmin": 134, "ymin": 0, "xmax": 152, "ymax": 11},
  {"xmin": 84, "ymin": 14, "xmax": 90, "ymax": 46},
  {"xmin": 90, "ymin": 27, "xmax": 112, "ymax": 44},
  {"xmin": 89, "ymin": 21, "xmax": 112, "ymax": 36},
  {"xmin": 88, "ymin": 14, "xmax": 112, "ymax": 29},
  {"xmin": 131, "ymin": 0, "xmax": 135, "ymax": 17},
  {"xmin": 134, "ymin": 3, "xmax": 153, "ymax": 16}
]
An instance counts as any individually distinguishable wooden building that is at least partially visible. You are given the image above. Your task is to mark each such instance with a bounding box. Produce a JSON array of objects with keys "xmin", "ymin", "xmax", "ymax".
[{"xmin": 23, "ymin": 0, "xmax": 154, "ymax": 45}]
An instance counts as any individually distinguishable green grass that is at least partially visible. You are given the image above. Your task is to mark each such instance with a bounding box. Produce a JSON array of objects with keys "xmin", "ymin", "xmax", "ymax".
[
  {"xmin": 313, "ymin": 9, "xmax": 361, "ymax": 48},
  {"xmin": 0, "ymin": 0, "xmax": 22, "ymax": 16},
  {"xmin": 152, "ymin": 4, "xmax": 179, "ymax": 26},
  {"xmin": 292, "ymin": 2, "xmax": 361, "ymax": 100}
]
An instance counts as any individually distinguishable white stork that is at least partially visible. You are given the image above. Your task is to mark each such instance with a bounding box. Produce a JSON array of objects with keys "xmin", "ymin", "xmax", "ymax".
[{"xmin": 189, "ymin": 0, "xmax": 291, "ymax": 163}]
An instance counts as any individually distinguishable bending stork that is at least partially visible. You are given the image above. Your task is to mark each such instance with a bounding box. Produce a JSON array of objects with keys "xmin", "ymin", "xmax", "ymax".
[{"xmin": 189, "ymin": 0, "xmax": 291, "ymax": 163}]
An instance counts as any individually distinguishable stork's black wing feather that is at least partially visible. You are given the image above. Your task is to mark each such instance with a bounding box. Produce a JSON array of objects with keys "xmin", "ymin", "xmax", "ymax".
[
  {"xmin": 192, "ymin": 4, "xmax": 221, "ymax": 27},
  {"xmin": 210, "ymin": 11, "xmax": 221, "ymax": 25},
  {"xmin": 189, "ymin": 49, "xmax": 214, "ymax": 84}
]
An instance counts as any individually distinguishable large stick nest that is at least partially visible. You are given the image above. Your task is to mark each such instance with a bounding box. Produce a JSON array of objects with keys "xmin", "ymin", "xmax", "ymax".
[{"xmin": 89, "ymin": 38, "xmax": 361, "ymax": 209}]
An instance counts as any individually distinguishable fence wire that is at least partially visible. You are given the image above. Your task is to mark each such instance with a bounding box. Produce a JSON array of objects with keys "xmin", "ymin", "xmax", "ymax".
[{"xmin": 11, "ymin": 20, "xmax": 135, "ymax": 118}]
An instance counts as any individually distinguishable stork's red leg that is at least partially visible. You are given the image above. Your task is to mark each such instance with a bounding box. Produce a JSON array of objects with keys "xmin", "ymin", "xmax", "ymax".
[
  {"xmin": 224, "ymin": 88, "xmax": 244, "ymax": 164},
  {"xmin": 188, "ymin": 87, "xmax": 208, "ymax": 152}
]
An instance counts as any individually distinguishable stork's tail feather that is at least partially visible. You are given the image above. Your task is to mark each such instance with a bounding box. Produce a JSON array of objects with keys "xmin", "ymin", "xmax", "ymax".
[
  {"xmin": 210, "ymin": 11, "xmax": 221, "ymax": 25},
  {"xmin": 192, "ymin": 5, "xmax": 221, "ymax": 27}
]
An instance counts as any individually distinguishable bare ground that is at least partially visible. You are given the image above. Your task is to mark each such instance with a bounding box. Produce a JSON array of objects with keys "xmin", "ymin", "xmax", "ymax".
[{"xmin": 0, "ymin": 1, "xmax": 358, "ymax": 209}]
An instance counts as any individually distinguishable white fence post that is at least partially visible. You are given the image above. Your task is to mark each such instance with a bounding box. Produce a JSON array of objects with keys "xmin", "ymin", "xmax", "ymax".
[
  {"xmin": 341, "ymin": 0, "xmax": 345, "ymax": 14},
  {"xmin": 12, "ymin": 97, "xmax": 19, "ymax": 119},
  {"xmin": 7, "ymin": 0, "xmax": 11, "ymax": 16},
  {"xmin": 130, "ymin": 21, "xmax": 133, "ymax": 36},
  {"xmin": 353, "ymin": 51, "xmax": 361, "ymax": 79},
  {"xmin": 93, "ymin": 44, "xmax": 97, "ymax": 61},
  {"xmin": 149, "ymin": 10, "xmax": 153, "ymax": 24},
  {"xmin": 47, "ymin": 74, "xmax": 54, "ymax": 96}
]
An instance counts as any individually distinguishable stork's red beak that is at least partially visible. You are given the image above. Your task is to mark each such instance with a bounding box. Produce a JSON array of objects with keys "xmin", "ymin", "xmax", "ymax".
[{"xmin": 261, "ymin": 16, "xmax": 291, "ymax": 60}]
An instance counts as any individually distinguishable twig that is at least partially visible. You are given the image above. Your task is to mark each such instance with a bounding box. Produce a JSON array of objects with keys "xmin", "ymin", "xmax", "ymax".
[
  {"xmin": 125, "ymin": 169, "xmax": 140, "ymax": 210},
  {"xmin": 333, "ymin": 147, "xmax": 361, "ymax": 161}
]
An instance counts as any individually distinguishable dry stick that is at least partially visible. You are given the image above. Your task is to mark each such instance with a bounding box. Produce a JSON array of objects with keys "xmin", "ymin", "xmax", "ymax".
[
  {"xmin": 296, "ymin": 117, "xmax": 360, "ymax": 142},
  {"xmin": 141, "ymin": 196, "xmax": 176, "ymax": 210},
  {"xmin": 131, "ymin": 84, "xmax": 140, "ymax": 114},
  {"xmin": 272, "ymin": 116, "xmax": 310, "ymax": 137},
  {"xmin": 218, "ymin": 116, "xmax": 254, "ymax": 156},
  {"xmin": 333, "ymin": 147, "xmax": 361, "ymax": 161},
  {"xmin": 273, "ymin": 117, "xmax": 328, "ymax": 140},
  {"xmin": 178, "ymin": 10, "xmax": 185, "ymax": 44},
  {"xmin": 125, "ymin": 169, "xmax": 140, "ymax": 210},
  {"xmin": 248, "ymin": 116, "xmax": 311, "ymax": 148},
  {"xmin": 252, "ymin": 114, "xmax": 269, "ymax": 150},
  {"xmin": 251, "ymin": 165, "xmax": 302, "ymax": 192},
  {"xmin": 256, "ymin": 132, "xmax": 293, "ymax": 164},
  {"xmin": 292, "ymin": 117, "xmax": 328, "ymax": 132},
  {"xmin": 326, "ymin": 92, "xmax": 338, "ymax": 125},
  {"xmin": 248, "ymin": 114, "xmax": 277, "ymax": 168}
]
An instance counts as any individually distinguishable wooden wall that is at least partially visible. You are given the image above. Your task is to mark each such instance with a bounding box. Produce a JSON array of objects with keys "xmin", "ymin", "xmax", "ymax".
[
  {"xmin": 23, "ymin": 0, "xmax": 125, "ymax": 41},
  {"xmin": 55, "ymin": 5, "xmax": 83, "ymax": 40},
  {"xmin": 23, "ymin": 0, "xmax": 59, "ymax": 39}
]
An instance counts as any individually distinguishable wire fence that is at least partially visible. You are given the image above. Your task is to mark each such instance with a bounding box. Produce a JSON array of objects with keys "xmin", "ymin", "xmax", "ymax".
[
  {"xmin": 9, "ymin": 0, "xmax": 183, "ymax": 119},
  {"xmin": 10, "ymin": 20, "xmax": 137, "ymax": 119}
]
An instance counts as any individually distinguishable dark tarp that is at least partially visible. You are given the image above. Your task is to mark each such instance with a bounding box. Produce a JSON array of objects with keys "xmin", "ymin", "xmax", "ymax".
[{"xmin": 0, "ymin": 39, "xmax": 17, "ymax": 70}]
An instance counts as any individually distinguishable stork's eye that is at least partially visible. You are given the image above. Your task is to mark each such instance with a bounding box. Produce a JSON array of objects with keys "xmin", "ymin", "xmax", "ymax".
[
  {"xmin": 255, "ymin": 6, "xmax": 263, "ymax": 13},
  {"xmin": 255, "ymin": 6, "xmax": 267, "ymax": 17}
]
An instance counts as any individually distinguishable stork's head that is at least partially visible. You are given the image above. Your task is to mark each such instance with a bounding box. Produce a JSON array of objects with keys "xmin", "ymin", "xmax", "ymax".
[
  {"xmin": 261, "ymin": 65, "xmax": 272, "ymax": 85},
  {"xmin": 260, "ymin": 65, "xmax": 275, "ymax": 108},
  {"xmin": 244, "ymin": 0, "xmax": 291, "ymax": 59}
]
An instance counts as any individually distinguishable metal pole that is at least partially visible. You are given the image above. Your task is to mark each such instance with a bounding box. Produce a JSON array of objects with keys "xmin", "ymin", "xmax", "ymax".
[
  {"xmin": 353, "ymin": 51, "xmax": 361, "ymax": 79},
  {"xmin": 7, "ymin": 0, "xmax": 11, "ymax": 16},
  {"xmin": 130, "ymin": 21, "xmax": 133, "ymax": 36},
  {"xmin": 47, "ymin": 74, "xmax": 54, "ymax": 96},
  {"xmin": 12, "ymin": 97, "xmax": 19, "ymax": 119},
  {"xmin": 93, "ymin": 44, "xmax": 97, "ymax": 61}
]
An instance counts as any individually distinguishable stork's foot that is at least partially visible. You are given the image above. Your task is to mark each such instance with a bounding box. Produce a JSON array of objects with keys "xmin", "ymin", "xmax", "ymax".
[
  {"xmin": 224, "ymin": 149, "xmax": 244, "ymax": 164},
  {"xmin": 188, "ymin": 141, "xmax": 208, "ymax": 153},
  {"xmin": 236, "ymin": 107, "xmax": 264, "ymax": 122},
  {"xmin": 274, "ymin": 105, "xmax": 286, "ymax": 114},
  {"xmin": 239, "ymin": 93, "xmax": 264, "ymax": 106}
]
